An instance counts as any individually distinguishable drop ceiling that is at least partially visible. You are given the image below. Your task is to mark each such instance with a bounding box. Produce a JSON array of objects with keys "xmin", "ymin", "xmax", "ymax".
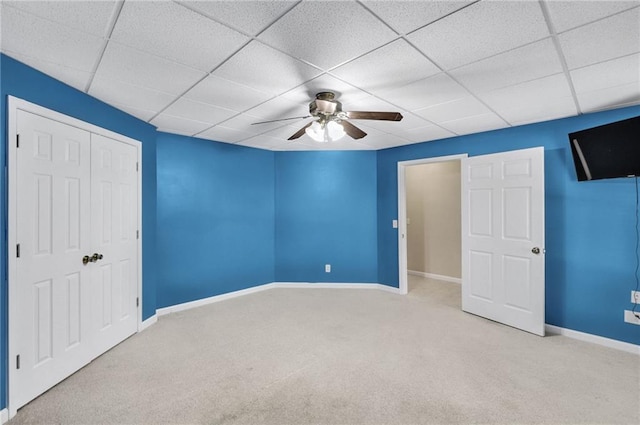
[{"xmin": 1, "ymin": 0, "xmax": 639, "ymax": 151}]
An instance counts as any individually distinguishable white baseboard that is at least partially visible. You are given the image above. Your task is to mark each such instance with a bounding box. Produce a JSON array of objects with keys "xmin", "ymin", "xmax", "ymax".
[
  {"xmin": 408, "ymin": 270, "xmax": 461, "ymax": 284},
  {"xmin": 157, "ymin": 282, "xmax": 402, "ymax": 316},
  {"xmin": 1, "ymin": 408, "xmax": 8, "ymax": 424},
  {"xmin": 545, "ymin": 324, "xmax": 640, "ymax": 355},
  {"xmin": 272, "ymin": 282, "xmax": 402, "ymax": 294},
  {"xmin": 157, "ymin": 283, "xmax": 276, "ymax": 316},
  {"xmin": 139, "ymin": 315, "xmax": 157, "ymax": 331}
]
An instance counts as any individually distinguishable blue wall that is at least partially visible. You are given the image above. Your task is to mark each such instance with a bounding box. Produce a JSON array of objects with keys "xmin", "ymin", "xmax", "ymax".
[
  {"xmin": 275, "ymin": 151, "xmax": 378, "ymax": 283},
  {"xmin": 377, "ymin": 105, "xmax": 640, "ymax": 345},
  {"xmin": 0, "ymin": 54, "xmax": 159, "ymax": 408},
  {"xmin": 155, "ymin": 133, "xmax": 275, "ymax": 308}
]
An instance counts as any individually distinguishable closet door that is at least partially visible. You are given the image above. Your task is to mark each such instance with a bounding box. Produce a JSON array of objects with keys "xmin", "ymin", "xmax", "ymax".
[
  {"xmin": 12, "ymin": 110, "xmax": 94, "ymax": 410},
  {"xmin": 90, "ymin": 133, "xmax": 139, "ymax": 354},
  {"xmin": 10, "ymin": 102, "xmax": 141, "ymax": 416}
]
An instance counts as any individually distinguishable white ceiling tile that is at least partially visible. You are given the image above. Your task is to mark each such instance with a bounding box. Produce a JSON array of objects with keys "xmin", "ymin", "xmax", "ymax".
[
  {"xmin": 176, "ymin": 0, "xmax": 297, "ymax": 36},
  {"xmin": 212, "ymin": 41, "xmax": 321, "ymax": 95},
  {"xmin": 545, "ymin": 0, "xmax": 639, "ymax": 33},
  {"xmin": 162, "ymin": 98, "xmax": 238, "ymax": 125},
  {"xmin": 245, "ymin": 96, "xmax": 308, "ymax": 121},
  {"xmin": 570, "ymin": 53, "xmax": 640, "ymax": 94},
  {"xmin": 257, "ymin": 1, "xmax": 398, "ymax": 70},
  {"xmin": 184, "ymin": 75, "xmax": 273, "ymax": 112},
  {"xmin": 216, "ymin": 113, "xmax": 289, "ymax": 135},
  {"xmin": 576, "ymin": 82, "xmax": 640, "ymax": 113},
  {"xmin": 95, "ymin": 42, "xmax": 206, "ymax": 95},
  {"xmin": 480, "ymin": 73, "xmax": 576, "ymax": 123},
  {"xmin": 3, "ymin": 51, "xmax": 92, "ymax": 91},
  {"xmin": 2, "ymin": 1, "xmax": 117, "ymax": 37},
  {"xmin": 89, "ymin": 74, "xmax": 176, "ymax": 113},
  {"xmin": 361, "ymin": 0, "xmax": 474, "ymax": 35},
  {"xmin": 331, "ymin": 39, "xmax": 440, "ymax": 92},
  {"xmin": 1, "ymin": 5, "xmax": 105, "ymax": 72},
  {"xmin": 108, "ymin": 103, "xmax": 158, "ymax": 122},
  {"xmin": 413, "ymin": 97, "xmax": 492, "ymax": 124},
  {"xmin": 150, "ymin": 114, "xmax": 213, "ymax": 136},
  {"xmin": 378, "ymin": 73, "xmax": 469, "ymax": 111},
  {"xmin": 440, "ymin": 112, "xmax": 508, "ymax": 136},
  {"xmin": 396, "ymin": 124, "xmax": 456, "ymax": 143},
  {"xmin": 197, "ymin": 126, "xmax": 257, "ymax": 144},
  {"xmin": 408, "ymin": 0, "xmax": 549, "ymax": 69},
  {"xmin": 281, "ymin": 74, "xmax": 366, "ymax": 105},
  {"xmin": 110, "ymin": 1, "xmax": 249, "ymax": 72},
  {"xmin": 559, "ymin": 7, "xmax": 640, "ymax": 69},
  {"xmin": 450, "ymin": 38, "xmax": 563, "ymax": 93}
]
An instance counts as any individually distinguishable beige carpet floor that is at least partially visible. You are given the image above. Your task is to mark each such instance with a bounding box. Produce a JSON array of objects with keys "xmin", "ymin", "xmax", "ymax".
[{"xmin": 8, "ymin": 276, "xmax": 640, "ymax": 424}]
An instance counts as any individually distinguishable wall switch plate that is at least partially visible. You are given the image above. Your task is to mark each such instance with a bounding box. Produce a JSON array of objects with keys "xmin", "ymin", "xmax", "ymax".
[
  {"xmin": 624, "ymin": 310, "xmax": 640, "ymax": 325},
  {"xmin": 392, "ymin": 220, "xmax": 398, "ymax": 229},
  {"xmin": 325, "ymin": 264, "xmax": 331, "ymax": 273},
  {"xmin": 631, "ymin": 291, "xmax": 640, "ymax": 304}
]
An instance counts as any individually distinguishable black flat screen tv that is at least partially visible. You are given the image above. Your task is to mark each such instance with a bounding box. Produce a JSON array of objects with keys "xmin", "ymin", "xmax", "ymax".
[{"xmin": 568, "ymin": 115, "xmax": 640, "ymax": 181}]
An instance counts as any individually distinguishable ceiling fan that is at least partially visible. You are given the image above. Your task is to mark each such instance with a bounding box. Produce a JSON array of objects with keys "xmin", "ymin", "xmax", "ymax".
[{"xmin": 252, "ymin": 92, "xmax": 403, "ymax": 142}]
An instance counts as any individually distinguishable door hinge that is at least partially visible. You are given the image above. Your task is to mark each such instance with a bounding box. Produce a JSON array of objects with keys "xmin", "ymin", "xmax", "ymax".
[
  {"xmin": 136, "ymin": 162, "xmax": 139, "ymax": 172},
  {"xmin": 136, "ymin": 230, "xmax": 139, "ymax": 239},
  {"xmin": 16, "ymin": 134, "xmax": 20, "ymax": 148},
  {"xmin": 16, "ymin": 243, "xmax": 20, "ymax": 258},
  {"xmin": 16, "ymin": 354, "xmax": 20, "ymax": 370},
  {"xmin": 136, "ymin": 297, "xmax": 139, "ymax": 308}
]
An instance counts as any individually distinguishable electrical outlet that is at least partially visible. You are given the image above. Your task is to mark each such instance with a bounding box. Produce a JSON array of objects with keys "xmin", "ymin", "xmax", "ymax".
[
  {"xmin": 624, "ymin": 310, "xmax": 640, "ymax": 325},
  {"xmin": 325, "ymin": 264, "xmax": 331, "ymax": 273},
  {"xmin": 631, "ymin": 290, "xmax": 640, "ymax": 304}
]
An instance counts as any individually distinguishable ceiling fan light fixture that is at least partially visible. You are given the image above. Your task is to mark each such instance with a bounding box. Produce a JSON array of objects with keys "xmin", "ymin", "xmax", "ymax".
[{"xmin": 305, "ymin": 120, "xmax": 346, "ymax": 143}]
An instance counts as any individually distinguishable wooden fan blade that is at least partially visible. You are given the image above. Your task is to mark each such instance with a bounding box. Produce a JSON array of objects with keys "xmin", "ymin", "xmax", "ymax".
[
  {"xmin": 341, "ymin": 120, "xmax": 367, "ymax": 140},
  {"xmin": 288, "ymin": 122, "xmax": 313, "ymax": 140},
  {"xmin": 346, "ymin": 111, "xmax": 403, "ymax": 121},
  {"xmin": 251, "ymin": 115, "xmax": 311, "ymax": 125}
]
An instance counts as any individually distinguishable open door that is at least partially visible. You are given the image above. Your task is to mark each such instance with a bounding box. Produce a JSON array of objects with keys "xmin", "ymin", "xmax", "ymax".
[{"xmin": 461, "ymin": 147, "xmax": 545, "ymax": 335}]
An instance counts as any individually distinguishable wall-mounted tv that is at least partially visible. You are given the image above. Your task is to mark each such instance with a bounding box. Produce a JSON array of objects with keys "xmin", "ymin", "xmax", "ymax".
[{"xmin": 568, "ymin": 116, "xmax": 640, "ymax": 181}]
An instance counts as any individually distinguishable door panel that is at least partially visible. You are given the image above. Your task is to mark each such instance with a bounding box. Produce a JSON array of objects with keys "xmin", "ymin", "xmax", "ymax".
[
  {"xmin": 462, "ymin": 147, "xmax": 545, "ymax": 336},
  {"xmin": 13, "ymin": 110, "xmax": 93, "ymax": 409},
  {"xmin": 90, "ymin": 133, "xmax": 138, "ymax": 355}
]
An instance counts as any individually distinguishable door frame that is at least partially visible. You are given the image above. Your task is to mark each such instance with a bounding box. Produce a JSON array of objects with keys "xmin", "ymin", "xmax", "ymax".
[
  {"xmin": 7, "ymin": 96, "xmax": 143, "ymax": 418},
  {"xmin": 397, "ymin": 154, "xmax": 468, "ymax": 294}
]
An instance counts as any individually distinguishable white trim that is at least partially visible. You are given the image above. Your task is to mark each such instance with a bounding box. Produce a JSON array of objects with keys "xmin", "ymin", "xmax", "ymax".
[
  {"xmin": 139, "ymin": 315, "xmax": 157, "ymax": 332},
  {"xmin": 272, "ymin": 282, "xmax": 402, "ymax": 294},
  {"xmin": 0, "ymin": 408, "xmax": 8, "ymax": 424},
  {"xmin": 408, "ymin": 270, "xmax": 462, "ymax": 284},
  {"xmin": 545, "ymin": 325, "xmax": 640, "ymax": 355},
  {"xmin": 157, "ymin": 283, "xmax": 276, "ymax": 316},
  {"xmin": 157, "ymin": 282, "xmax": 402, "ymax": 316},
  {"xmin": 397, "ymin": 154, "xmax": 467, "ymax": 295}
]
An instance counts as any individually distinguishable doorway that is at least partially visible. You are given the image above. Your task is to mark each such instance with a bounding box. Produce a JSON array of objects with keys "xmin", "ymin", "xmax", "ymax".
[{"xmin": 397, "ymin": 154, "xmax": 467, "ymax": 295}]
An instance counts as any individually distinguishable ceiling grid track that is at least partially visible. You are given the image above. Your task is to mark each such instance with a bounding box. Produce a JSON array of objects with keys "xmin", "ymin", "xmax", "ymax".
[
  {"xmin": 538, "ymin": 0, "xmax": 582, "ymax": 115},
  {"xmin": 83, "ymin": 0, "xmax": 126, "ymax": 93}
]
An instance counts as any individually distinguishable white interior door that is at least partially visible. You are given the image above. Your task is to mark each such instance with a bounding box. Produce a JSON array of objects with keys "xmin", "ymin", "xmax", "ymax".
[
  {"xmin": 12, "ymin": 110, "xmax": 94, "ymax": 410},
  {"xmin": 461, "ymin": 147, "xmax": 545, "ymax": 336},
  {"xmin": 90, "ymin": 133, "xmax": 138, "ymax": 354},
  {"xmin": 9, "ymin": 100, "xmax": 141, "ymax": 416}
]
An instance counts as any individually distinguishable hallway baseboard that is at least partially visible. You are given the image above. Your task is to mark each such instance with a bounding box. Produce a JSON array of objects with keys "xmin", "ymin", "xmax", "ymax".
[{"xmin": 408, "ymin": 270, "xmax": 461, "ymax": 284}]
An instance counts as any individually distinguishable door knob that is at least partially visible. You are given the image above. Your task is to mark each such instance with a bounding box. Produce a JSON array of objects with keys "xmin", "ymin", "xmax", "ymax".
[
  {"xmin": 90, "ymin": 253, "xmax": 104, "ymax": 262},
  {"xmin": 531, "ymin": 247, "xmax": 540, "ymax": 254},
  {"xmin": 82, "ymin": 255, "xmax": 90, "ymax": 265}
]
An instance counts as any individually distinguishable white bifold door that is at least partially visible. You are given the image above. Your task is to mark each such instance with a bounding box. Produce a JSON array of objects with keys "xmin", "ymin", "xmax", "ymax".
[
  {"xmin": 461, "ymin": 147, "xmax": 545, "ymax": 336},
  {"xmin": 10, "ymin": 108, "xmax": 139, "ymax": 413}
]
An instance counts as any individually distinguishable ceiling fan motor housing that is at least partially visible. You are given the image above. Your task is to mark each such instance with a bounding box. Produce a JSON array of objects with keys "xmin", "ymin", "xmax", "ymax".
[{"xmin": 309, "ymin": 91, "xmax": 343, "ymax": 120}]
